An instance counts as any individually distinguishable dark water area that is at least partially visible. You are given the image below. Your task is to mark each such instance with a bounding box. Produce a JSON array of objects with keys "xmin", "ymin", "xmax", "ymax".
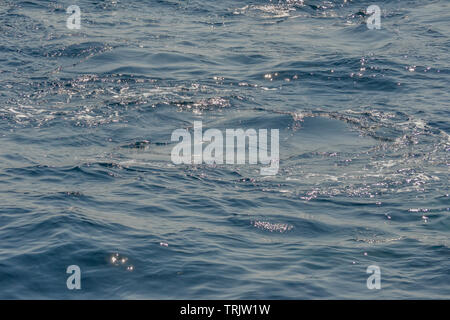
[{"xmin": 0, "ymin": 0, "xmax": 448, "ymax": 299}]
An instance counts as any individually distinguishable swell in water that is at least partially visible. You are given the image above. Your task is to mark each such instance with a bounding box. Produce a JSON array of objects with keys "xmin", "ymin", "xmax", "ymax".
[{"xmin": 0, "ymin": 0, "xmax": 449, "ymax": 299}]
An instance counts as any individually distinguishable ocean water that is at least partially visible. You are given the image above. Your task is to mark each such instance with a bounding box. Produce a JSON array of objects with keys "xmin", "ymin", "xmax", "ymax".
[{"xmin": 0, "ymin": 0, "xmax": 448, "ymax": 299}]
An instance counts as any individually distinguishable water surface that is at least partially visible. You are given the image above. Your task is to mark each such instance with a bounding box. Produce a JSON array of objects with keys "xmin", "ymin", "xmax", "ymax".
[{"xmin": 0, "ymin": 0, "xmax": 449, "ymax": 299}]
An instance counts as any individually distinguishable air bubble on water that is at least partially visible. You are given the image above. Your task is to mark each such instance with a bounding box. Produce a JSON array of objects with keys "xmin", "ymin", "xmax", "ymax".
[
  {"xmin": 252, "ymin": 221, "xmax": 293, "ymax": 233},
  {"xmin": 111, "ymin": 253, "xmax": 120, "ymax": 264},
  {"xmin": 110, "ymin": 253, "xmax": 133, "ymax": 271}
]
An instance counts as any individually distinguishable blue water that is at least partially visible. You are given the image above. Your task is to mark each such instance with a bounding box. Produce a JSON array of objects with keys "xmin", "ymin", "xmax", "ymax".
[{"xmin": 0, "ymin": 0, "xmax": 449, "ymax": 299}]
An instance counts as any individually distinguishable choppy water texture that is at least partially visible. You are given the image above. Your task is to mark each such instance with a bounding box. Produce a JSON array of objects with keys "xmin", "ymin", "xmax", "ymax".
[{"xmin": 0, "ymin": 0, "xmax": 449, "ymax": 299}]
